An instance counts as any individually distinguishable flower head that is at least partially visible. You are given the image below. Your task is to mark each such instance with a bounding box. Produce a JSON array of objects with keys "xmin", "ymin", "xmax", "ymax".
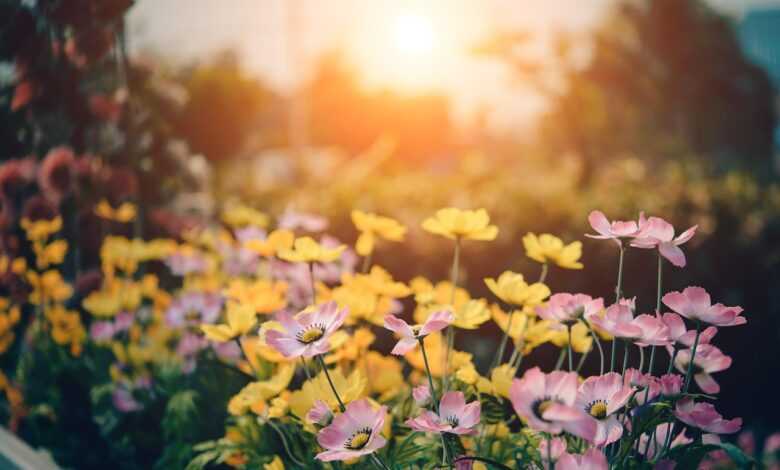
[
  {"xmin": 509, "ymin": 367, "xmax": 595, "ymax": 438},
  {"xmin": 662, "ymin": 286, "xmax": 745, "ymax": 327},
  {"xmin": 622, "ymin": 368, "xmax": 660, "ymax": 406},
  {"xmin": 166, "ymin": 292, "xmax": 223, "ymax": 328},
  {"xmin": 632, "ymin": 314, "xmax": 671, "ymax": 347},
  {"xmin": 422, "ymin": 208, "xmax": 498, "ymax": 241},
  {"xmin": 523, "ymin": 233, "xmax": 583, "ymax": 269},
  {"xmin": 412, "ymin": 385, "xmax": 431, "ymax": 406},
  {"xmin": 575, "ymin": 373, "xmax": 635, "ymax": 445},
  {"xmin": 383, "ymin": 310, "xmax": 454, "ymax": 355},
  {"xmin": 675, "ymin": 398, "xmax": 741, "ymax": 434},
  {"xmin": 537, "ymin": 293, "xmax": 603, "ymax": 326},
  {"xmin": 200, "ymin": 302, "xmax": 256, "ymax": 342},
  {"xmin": 631, "ymin": 216, "xmax": 697, "ymax": 267},
  {"xmin": 316, "ymin": 399, "xmax": 387, "ymax": 462},
  {"xmin": 661, "ymin": 312, "xmax": 717, "ymax": 348},
  {"xmin": 406, "ymin": 391, "xmax": 481, "ymax": 435},
  {"xmin": 586, "ymin": 210, "xmax": 642, "ymax": 246},
  {"xmin": 672, "ymin": 344, "xmax": 731, "ymax": 394},
  {"xmin": 265, "ymin": 301, "xmax": 347, "ymax": 358},
  {"xmin": 659, "ymin": 373, "xmax": 683, "ymax": 397},
  {"xmin": 586, "ymin": 300, "xmax": 641, "ymax": 340},
  {"xmin": 557, "ymin": 448, "xmax": 608, "ymax": 470},
  {"xmin": 307, "ymin": 400, "xmax": 334, "ymax": 426},
  {"xmin": 539, "ymin": 437, "xmax": 567, "ymax": 469},
  {"xmin": 351, "ymin": 210, "xmax": 406, "ymax": 256},
  {"xmin": 279, "ymin": 236, "xmax": 346, "ymax": 263},
  {"xmin": 484, "ymin": 271, "xmax": 550, "ymax": 307}
]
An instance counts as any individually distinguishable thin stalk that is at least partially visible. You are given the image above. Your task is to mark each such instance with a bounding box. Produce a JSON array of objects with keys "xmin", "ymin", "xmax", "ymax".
[
  {"xmin": 567, "ymin": 324, "xmax": 574, "ymax": 371},
  {"xmin": 683, "ymin": 321, "xmax": 702, "ymax": 393},
  {"xmin": 610, "ymin": 244, "xmax": 625, "ymax": 373},
  {"xmin": 620, "ymin": 341, "xmax": 629, "ymax": 378},
  {"xmin": 309, "ymin": 262, "xmax": 317, "ymax": 305},
  {"xmin": 361, "ymin": 252, "xmax": 372, "ymax": 274},
  {"xmin": 554, "ymin": 348, "xmax": 566, "ymax": 371},
  {"xmin": 538, "ymin": 263, "xmax": 549, "ymax": 283},
  {"xmin": 316, "ymin": 355, "xmax": 345, "ymax": 412},
  {"xmin": 266, "ymin": 419, "xmax": 306, "ymax": 467},
  {"xmin": 300, "ymin": 357, "xmax": 311, "ymax": 380},
  {"xmin": 419, "ymin": 338, "xmax": 439, "ymax": 413},
  {"xmin": 638, "ymin": 345, "xmax": 645, "ymax": 374},
  {"xmin": 492, "ymin": 307, "xmax": 514, "ymax": 369},
  {"xmin": 369, "ymin": 454, "xmax": 391, "ymax": 470},
  {"xmin": 576, "ymin": 344, "xmax": 591, "ymax": 373},
  {"xmin": 588, "ymin": 325, "xmax": 605, "ymax": 375},
  {"xmin": 443, "ymin": 237, "xmax": 461, "ymax": 392},
  {"xmin": 666, "ymin": 346, "xmax": 678, "ymax": 374}
]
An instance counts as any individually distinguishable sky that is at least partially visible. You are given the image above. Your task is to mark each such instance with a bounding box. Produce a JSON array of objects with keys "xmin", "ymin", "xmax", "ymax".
[{"xmin": 126, "ymin": 0, "xmax": 780, "ymax": 131}]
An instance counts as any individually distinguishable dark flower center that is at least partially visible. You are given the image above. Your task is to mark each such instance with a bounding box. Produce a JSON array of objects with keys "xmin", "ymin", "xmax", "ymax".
[{"xmin": 345, "ymin": 427, "xmax": 372, "ymax": 450}]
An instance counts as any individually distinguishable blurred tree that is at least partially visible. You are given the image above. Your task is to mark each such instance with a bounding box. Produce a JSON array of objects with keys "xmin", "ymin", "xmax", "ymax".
[{"xmin": 479, "ymin": 0, "xmax": 777, "ymax": 183}]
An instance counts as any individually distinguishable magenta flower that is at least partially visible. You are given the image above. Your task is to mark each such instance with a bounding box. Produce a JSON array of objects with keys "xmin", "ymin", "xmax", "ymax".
[
  {"xmin": 537, "ymin": 293, "xmax": 604, "ymax": 326},
  {"xmin": 586, "ymin": 210, "xmax": 642, "ymax": 246},
  {"xmin": 575, "ymin": 373, "xmax": 635, "ymax": 445},
  {"xmin": 316, "ymin": 399, "xmax": 387, "ymax": 462},
  {"xmin": 632, "ymin": 314, "xmax": 671, "ymax": 347},
  {"xmin": 623, "ymin": 369, "xmax": 660, "ymax": 405},
  {"xmin": 662, "ymin": 287, "xmax": 745, "ymax": 327},
  {"xmin": 406, "ymin": 391, "xmax": 481, "ymax": 435},
  {"xmin": 661, "ymin": 312, "xmax": 717, "ymax": 348},
  {"xmin": 383, "ymin": 310, "xmax": 454, "ymax": 355},
  {"xmin": 509, "ymin": 368, "xmax": 596, "ymax": 439},
  {"xmin": 586, "ymin": 300, "xmax": 642, "ymax": 340},
  {"xmin": 672, "ymin": 344, "xmax": 731, "ymax": 394},
  {"xmin": 557, "ymin": 448, "xmax": 608, "ymax": 470},
  {"xmin": 90, "ymin": 321, "xmax": 115, "ymax": 342},
  {"xmin": 307, "ymin": 400, "xmax": 333, "ymax": 426},
  {"xmin": 659, "ymin": 373, "xmax": 683, "ymax": 397},
  {"xmin": 412, "ymin": 385, "xmax": 431, "ymax": 406},
  {"xmin": 266, "ymin": 301, "xmax": 348, "ymax": 358},
  {"xmin": 631, "ymin": 216, "xmax": 697, "ymax": 267},
  {"xmin": 675, "ymin": 398, "xmax": 741, "ymax": 434}
]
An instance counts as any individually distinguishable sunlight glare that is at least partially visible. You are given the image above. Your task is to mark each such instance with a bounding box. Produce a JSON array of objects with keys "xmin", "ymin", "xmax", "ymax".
[{"xmin": 393, "ymin": 13, "xmax": 436, "ymax": 56}]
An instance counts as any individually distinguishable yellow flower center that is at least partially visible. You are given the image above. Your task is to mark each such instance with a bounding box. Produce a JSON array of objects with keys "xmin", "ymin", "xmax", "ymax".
[
  {"xmin": 588, "ymin": 400, "xmax": 608, "ymax": 419},
  {"xmin": 533, "ymin": 398, "xmax": 557, "ymax": 421},
  {"xmin": 297, "ymin": 324, "xmax": 325, "ymax": 344},
  {"xmin": 345, "ymin": 428, "xmax": 372, "ymax": 450}
]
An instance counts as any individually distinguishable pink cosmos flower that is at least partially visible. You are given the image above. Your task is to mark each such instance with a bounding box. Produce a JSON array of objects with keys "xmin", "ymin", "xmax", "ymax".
[
  {"xmin": 586, "ymin": 300, "xmax": 641, "ymax": 339},
  {"xmin": 537, "ymin": 293, "xmax": 604, "ymax": 326},
  {"xmin": 539, "ymin": 437, "xmax": 567, "ymax": 469},
  {"xmin": 307, "ymin": 400, "xmax": 333, "ymax": 426},
  {"xmin": 639, "ymin": 424, "xmax": 692, "ymax": 460},
  {"xmin": 278, "ymin": 207, "xmax": 329, "ymax": 232},
  {"xmin": 675, "ymin": 398, "xmax": 742, "ymax": 434},
  {"xmin": 557, "ymin": 448, "xmax": 608, "ymax": 470},
  {"xmin": 406, "ymin": 391, "xmax": 481, "ymax": 435},
  {"xmin": 384, "ymin": 310, "xmax": 454, "ymax": 355},
  {"xmin": 662, "ymin": 287, "xmax": 745, "ymax": 327},
  {"xmin": 509, "ymin": 368, "xmax": 596, "ymax": 439},
  {"xmin": 412, "ymin": 385, "xmax": 431, "ymax": 406},
  {"xmin": 266, "ymin": 301, "xmax": 348, "ymax": 358},
  {"xmin": 632, "ymin": 314, "xmax": 671, "ymax": 347},
  {"xmin": 316, "ymin": 399, "xmax": 387, "ymax": 462},
  {"xmin": 672, "ymin": 344, "xmax": 731, "ymax": 394},
  {"xmin": 586, "ymin": 210, "xmax": 643, "ymax": 246},
  {"xmin": 661, "ymin": 312, "xmax": 717, "ymax": 348},
  {"xmin": 764, "ymin": 432, "xmax": 780, "ymax": 454},
  {"xmin": 90, "ymin": 321, "xmax": 115, "ymax": 342},
  {"xmin": 659, "ymin": 373, "xmax": 683, "ymax": 397},
  {"xmin": 623, "ymin": 369, "xmax": 660, "ymax": 406},
  {"xmin": 166, "ymin": 292, "xmax": 223, "ymax": 328},
  {"xmin": 575, "ymin": 373, "xmax": 635, "ymax": 445},
  {"xmin": 631, "ymin": 216, "xmax": 697, "ymax": 267}
]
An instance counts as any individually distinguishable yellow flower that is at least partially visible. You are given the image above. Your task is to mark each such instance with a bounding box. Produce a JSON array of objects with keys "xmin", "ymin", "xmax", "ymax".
[
  {"xmin": 406, "ymin": 333, "xmax": 473, "ymax": 377},
  {"xmin": 522, "ymin": 233, "xmax": 583, "ymax": 269},
  {"xmin": 363, "ymin": 351, "xmax": 404, "ymax": 400},
  {"xmin": 490, "ymin": 364, "xmax": 514, "ymax": 399},
  {"xmin": 21, "ymin": 217, "xmax": 62, "ymax": 241},
  {"xmin": 327, "ymin": 327, "xmax": 375, "ymax": 364},
  {"xmin": 491, "ymin": 304, "xmax": 529, "ymax": 341},
  {"xmin": 94, "ymin": 199, "xmax": 136, "ymax": 223},
  {"xmin": 422, "ymin": 208, "xmax": 498, "ymax": 241},
  {"xmin": 549, "ymin": 321, "xmax": 593, "ymax": 354},
  {"xmin": 221, "ymin": 204, "xmax": 269, "ymax": 228},
  {"xmin": 351, "ymin": 210, "xmax": 406, "ymax": 256},
  {"xmin": 224, "ymin": 279, "xmax": 287, "ymax": 314},
  {"xmin": 484, "ymin": 271, "xmax": 550, "ymax": 307},
  {"xmin": 33, "ymin": 239, "xmax": 68, "ymax": 269},
  {"xmin": 0, "ymin": 304, "xmax": 21, "ymax": 354},
  {"xmin": 201, "ymin": 302, "xmax": 256, "ymax": 342},
  {"xmin": 82, "ymin": 278, "xmax": 142, "ymax": 317},
  {"xmin": 27, "ymin": 270, "xmax": 72, "ymax": 304},
  {"xmin": 278, "ymin": 236, "xmax": 346, "ymax": 263},
  {"xmin": 244, "ymin": 229, "xmax": 295, "ymax": 257},
  {"xmin": 413, "ymin": 279, "xmax": 489, "ymax": 329},
  {"xmin": 45, "ymin": 305, "xmax": 85, "ymax": 356},
  {"xmin": 288, "ymin": 367, "xmax": 367, "ymax": 418},
  {"xmin": 227, "ymin": 363, "xmax": 295, "ymax": 416},
  {"xmin": 264, "ymin": 456, "xmax": 285, "ymax": 470},
  {"xmin": 455, "ymin": 363, "xmax": 480, "ymax": 385},
  {"xmin": 331, "ymin": 266, "xmax": 410, "ymax": 325}
]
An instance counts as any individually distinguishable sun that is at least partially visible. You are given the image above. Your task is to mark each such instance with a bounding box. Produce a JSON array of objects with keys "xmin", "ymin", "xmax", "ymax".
[{"xmin": 393, "ymin": 13, "xmax": 436, "ymax": 56}]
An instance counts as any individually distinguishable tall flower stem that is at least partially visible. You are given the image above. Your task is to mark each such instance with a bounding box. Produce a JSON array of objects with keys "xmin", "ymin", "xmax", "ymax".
[
  {"xmin": 638, "ymin": 346, "xmax": 645, "ymax": 374},
  {"xmin": 554, "ymin": 348, "xmax": 566, "ymax": 371},
  {"xmin": 567, "ymin": 324, "xmax": 574, "ymax": 371},
  {"xmin": 308, "ymin": 262, "xmax": 317, "ymax": 305},
  {"xmin": 443, "ymin": 237, "xmax": 461, "ymax": 392},
  {"xmin": 620, "ymin": 341, "xmax": 629, "ymax": 378},
  {"xmin": 369, "ymin": 454, "xmax": 391, "ymax": 470},
  {"xmin": 418, "ymin": 338, "xmax": 439, "ymax": 413},
  {"xmin": 587, "ymin": 325, "xmax": 605, "ymax": 375},
  {"xmin": 316, "ymin": 355, "xmax": 345, "ymax": 412},
  {"xmin": 610, "ymin": 243, "xmax": 626, "ymax": 372},
  {"xmin": 538, "ymin": 262, "xmax": 549, "ymax": 283},
  {"xmin": 361, "ymin": 252, "xmax": 372, "ymax": 274},
  {"xmin": 492, "ymin": 306, "xmax": 514, "ymax": 369},
  {"xmin": 683, "ymin": 321, "xmax": 702, "ymax": 393}
]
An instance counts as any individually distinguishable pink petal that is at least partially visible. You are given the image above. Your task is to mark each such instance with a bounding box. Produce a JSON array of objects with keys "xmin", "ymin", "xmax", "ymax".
[
  {"xmin": 383, "ymin": 315, "xmax": 414, "ymax": 338},
  {"xmin": 390, "ymin": 338, "xmax": 418, "ymax": 355},
  {"xmin": 420, "ymin": 309, "xmax": 454, "ymax": 336},
  {"xmin": 659, "ymin": 242, "xmax": 686, "ymax": 268},
  {"xmin": 587, "ymin": 210, "xmax": 612, "ymax": 237}
]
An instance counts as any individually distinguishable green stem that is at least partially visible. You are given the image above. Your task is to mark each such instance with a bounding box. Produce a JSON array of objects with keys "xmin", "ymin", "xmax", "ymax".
[
  {"xmin": 309, "ymin": 262, "xmax": 317, "ymax": 305},
  {"xmin": 317, "ymin": 355, "xmax": 345, "ymax": 412},
  {"xmin": 419, "ymin": 338, "xmax": 439, "ymax": 413},
  {"xmin": 638, "ymin": 345, "xmax": 645, "ymax": 374},
  {"xmin": 567, "ymin": 324, "xmax": 574, "ymax": 371},
  {"xmin": 369, "ymin": 454, "xmax": 391, "ymax": 470},
  {"xmin": 266, "ymin": 419, "xmax": 306, "ymax": 467},
  {"xmin": 554, "ymin": 348, "xmax": 566, "ymax": 371},
  {"xmin": 443, "ymin": 237, "xmax": 461, "ymax": 392},
  {"xmin": 615, "ymin": 243, "xmax": 625, "ymax": 302},
  {"xmin": 683, "ymin": 321, "xmax": 702, "ymax": 393},
  {"xmin": 538, "ymin": 262, "xmax": 549, "ymax": 283},
  {"xmin": 576, "ymin": 342, "xmax": 591, "ymax": 373},
  {"xmin": 452, "ymin": 456, "xmax": 513, "ymax": 470},
  {"xmin": 588, "ymin": 325, "xmax": 605, "ymax": 375},
  {"xmin": 620, "ymin": 341, "xmax": 629, "ymax": 378}
]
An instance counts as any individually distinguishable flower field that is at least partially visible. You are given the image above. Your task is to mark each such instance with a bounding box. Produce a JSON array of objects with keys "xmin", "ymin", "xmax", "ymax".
[{"xmin": 2, "ymin": 1, "xmax": 780, "ymax": 469}]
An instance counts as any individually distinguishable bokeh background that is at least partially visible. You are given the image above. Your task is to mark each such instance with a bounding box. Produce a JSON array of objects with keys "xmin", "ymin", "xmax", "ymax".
[{"xmin": 2, "ymin": 0, "xmax": 780, "ymax": 466}]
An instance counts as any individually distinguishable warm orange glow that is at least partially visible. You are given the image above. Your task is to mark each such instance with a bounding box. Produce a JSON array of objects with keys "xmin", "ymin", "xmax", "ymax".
[{"xmin": 393, "ymin": 13, "xmax": 436, "ymax": 56}]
